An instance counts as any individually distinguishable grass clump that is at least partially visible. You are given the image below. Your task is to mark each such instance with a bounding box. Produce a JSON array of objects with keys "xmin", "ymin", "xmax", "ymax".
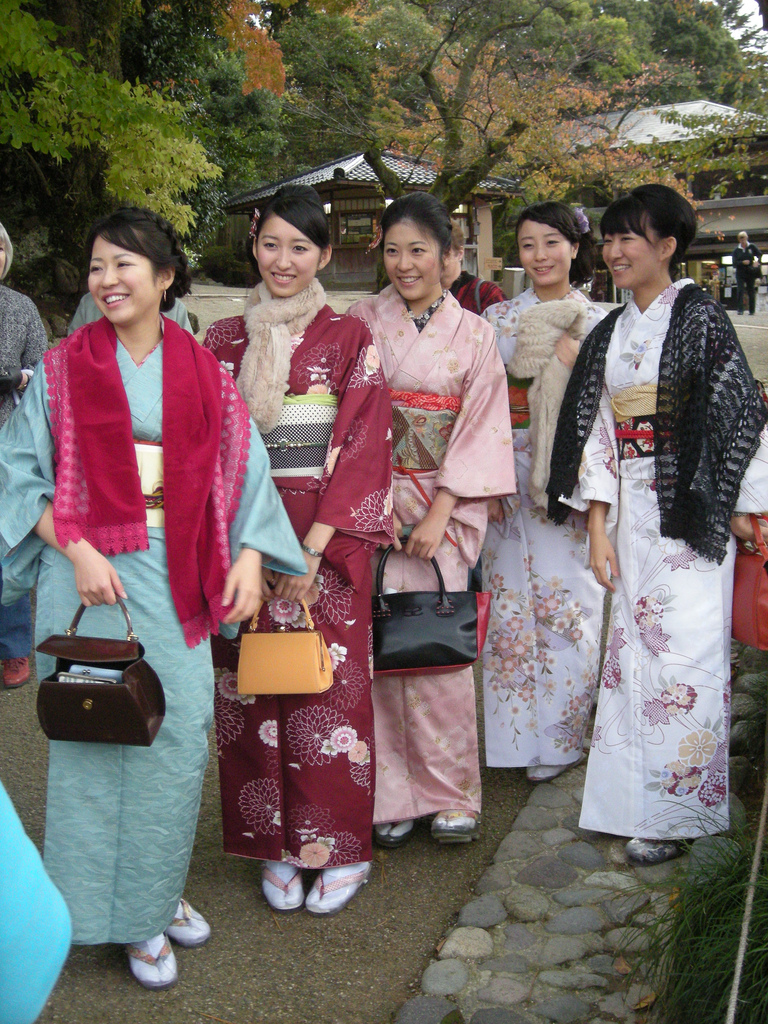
[{"xmin": 639, "ymin": 832, "xmax": 768, "ymax": 1024}]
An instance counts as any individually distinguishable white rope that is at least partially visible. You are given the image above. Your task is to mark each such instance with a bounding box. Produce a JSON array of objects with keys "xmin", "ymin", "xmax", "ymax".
[{"xmin": 724, "ymin": 764, "xmax": 768, "ymax": 1024}]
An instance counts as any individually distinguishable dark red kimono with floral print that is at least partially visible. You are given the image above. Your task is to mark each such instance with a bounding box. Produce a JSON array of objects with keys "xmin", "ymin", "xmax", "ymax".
[{"xmin": 205, "ymin": 306, "xmax": 393, "ymax": 866}]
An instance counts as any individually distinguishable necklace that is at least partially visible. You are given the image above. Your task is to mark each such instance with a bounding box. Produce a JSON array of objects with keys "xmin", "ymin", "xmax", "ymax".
[{"xmin": 407, "ymin": 290, "xmax": 447, "ymax": 332}]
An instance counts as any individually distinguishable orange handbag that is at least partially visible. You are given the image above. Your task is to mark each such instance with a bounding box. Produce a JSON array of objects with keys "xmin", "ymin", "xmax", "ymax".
[
  {"xmin": 237, "ymin": 598, "xmax": 334, "ymax": 695},
  {"xmin": 732, "ymin": 514, "xmax": 768, "ymax": 650}
]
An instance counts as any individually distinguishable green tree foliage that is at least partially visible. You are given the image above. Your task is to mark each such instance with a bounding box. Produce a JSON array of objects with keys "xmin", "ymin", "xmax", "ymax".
[
  {"xmin": 278, "ymin": 11, "xmax": 376, "ymax": 169},
  {"xmin": 1, "ymin": 0, "xmax": 220, "ymax": 261}
]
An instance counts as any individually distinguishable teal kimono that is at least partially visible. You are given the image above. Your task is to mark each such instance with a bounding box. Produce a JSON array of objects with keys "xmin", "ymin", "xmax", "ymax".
[{"xmin": 0, "ymin": 342, "xmax": 305, "ymax": 944}]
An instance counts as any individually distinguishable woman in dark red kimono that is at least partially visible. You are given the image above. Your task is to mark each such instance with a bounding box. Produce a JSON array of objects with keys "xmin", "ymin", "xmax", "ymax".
[{"xmin": 204, "ymin": 185, "xmax": 393, "ymax": 916}]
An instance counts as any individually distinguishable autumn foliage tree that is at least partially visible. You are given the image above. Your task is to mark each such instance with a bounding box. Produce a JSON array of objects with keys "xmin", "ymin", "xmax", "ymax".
[{"xmin": 273, "ymin": 0, "xmax": 768, "ymax": 210}]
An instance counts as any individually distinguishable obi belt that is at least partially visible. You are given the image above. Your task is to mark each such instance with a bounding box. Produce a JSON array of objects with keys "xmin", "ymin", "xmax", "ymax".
[
  {"xmin": 390, "ymin": 389, "xmax": 460, "ymax": 472},
  {"xmin": 611, "ymin": 384, "xmax": 657, "ymax": 461},
  {"xmin": 261, "ymin": 393, "xmax": 338, "ymax": 478},
  {"xmin": 134, "ymin": 441, "xmax": 164, "ymax": 527},
  {"xmin": 507, "ymin": 373, "xmax": 533, "ymax": 431}
]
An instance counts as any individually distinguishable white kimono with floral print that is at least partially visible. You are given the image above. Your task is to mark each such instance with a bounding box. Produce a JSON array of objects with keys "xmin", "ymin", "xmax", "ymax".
[
  {"xmin": 568, "ymin": 279, "xmax": 768, "ymax": 839},
  {"xmin": 481, "ymin": 288, "xmax": 608, "ymax": 768}
]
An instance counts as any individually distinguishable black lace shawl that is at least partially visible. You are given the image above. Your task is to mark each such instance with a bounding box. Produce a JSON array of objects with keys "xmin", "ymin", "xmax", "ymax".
[{"xmin": 547, "ymin": 284, "xmax": 767, "ymax": 564}]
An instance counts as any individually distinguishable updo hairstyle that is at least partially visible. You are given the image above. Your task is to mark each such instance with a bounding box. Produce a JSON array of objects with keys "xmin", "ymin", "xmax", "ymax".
[
  {"xmin": 87, "ymin": 207, "xmax": 191, "ymax": 311},
  {"xmin": 516, "ymin": 202, "xmax": 596, "ymax": 287},
  {"xmin": 600, "ymin": 184, "xmax": 697, "ymax": 280},
  {"xmin": 247, "ymin": 185, "xmax": 330, "ymax": 279},
  {"xmin": 380, "ymin": 192, "xmax": 453, "ymax": 260}
]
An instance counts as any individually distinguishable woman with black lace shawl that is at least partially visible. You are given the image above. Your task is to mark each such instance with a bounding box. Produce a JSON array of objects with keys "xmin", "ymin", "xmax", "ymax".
[{"xmin": 547, "ymin": 185, "xmax": 768, "ymax": 866}]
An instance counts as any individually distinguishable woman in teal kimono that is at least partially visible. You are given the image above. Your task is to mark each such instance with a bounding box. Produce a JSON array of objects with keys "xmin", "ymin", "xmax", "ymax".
[{"xmin": 0, "ymin": 208, "xmax": 305, "ymax": 991}]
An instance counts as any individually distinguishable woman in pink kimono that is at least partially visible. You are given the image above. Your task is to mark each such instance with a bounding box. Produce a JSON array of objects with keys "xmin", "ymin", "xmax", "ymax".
[
  {"xmin": 205, "ymin": 186, "xmax": 394, "ymax": 914},
  {"xmin": 350, "ymin": 192, "xmax": 515, "ymax": 847}
]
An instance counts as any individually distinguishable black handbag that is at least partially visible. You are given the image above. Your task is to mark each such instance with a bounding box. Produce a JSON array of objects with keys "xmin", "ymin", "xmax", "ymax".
[
  {"xmin": 0, "ymin": 365, "xmax": 21, "ymax": 397},
  {"xmin": 372, "ymin": 544, "xmax": 491, "ymax": 675},
  {"xmin": 36, "ymin": 597, "xmax": 165, "ymax": 746}
]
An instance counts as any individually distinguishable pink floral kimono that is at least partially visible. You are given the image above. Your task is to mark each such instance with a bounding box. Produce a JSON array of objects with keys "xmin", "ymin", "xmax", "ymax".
[{"xmin": 350, "ymin": 286, "xmax": 516, "ymax": 822}]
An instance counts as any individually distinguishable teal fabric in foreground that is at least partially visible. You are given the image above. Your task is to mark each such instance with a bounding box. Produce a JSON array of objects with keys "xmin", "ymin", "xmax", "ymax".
[{"xmin": 0, "ymin": 779, "xmax": 71, "ymax": 1024}]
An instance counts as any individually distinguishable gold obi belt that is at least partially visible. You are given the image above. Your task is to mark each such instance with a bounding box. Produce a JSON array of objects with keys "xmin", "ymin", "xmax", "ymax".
[
  {"xmin": 134, "ymin": 441, "xmax": 164, "ymax": 528},
  {"xmin": 610, "ymin": 384, "xmax": 657, "ymax": 421},
  {"xmin": 261, "ymin": 394, "xmax": 338, "ymax": 479},
  {"xmin": 611, "ymin": 385, "xmax": 657, "ymax": 461},
  {"xmin": 389, "ymin": 389, "xmax": 460, "ymax": 472}
]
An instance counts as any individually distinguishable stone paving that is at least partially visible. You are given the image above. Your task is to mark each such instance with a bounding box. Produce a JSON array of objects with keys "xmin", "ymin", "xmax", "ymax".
[{"xmin": 394, "ymin": 758, "xmax": 748, "ymax": 1024}]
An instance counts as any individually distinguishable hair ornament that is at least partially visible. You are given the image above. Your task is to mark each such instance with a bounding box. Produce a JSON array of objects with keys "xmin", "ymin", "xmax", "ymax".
[
  {"xmin": 574, "ymin": 207, "xmax": 590, "ymax": 234},
  {"xmin": 248, "ymin": 207, "xmax": 261, "ymax": 239},
  {"xmin": 366, "ymin": 223, "xmax": 383, "ymax": 254}
]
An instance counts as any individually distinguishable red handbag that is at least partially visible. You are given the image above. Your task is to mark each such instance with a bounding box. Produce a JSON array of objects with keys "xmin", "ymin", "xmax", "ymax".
[{"xmin": 732, "ymin": 514, "xmax": 768, "ymax": 650}]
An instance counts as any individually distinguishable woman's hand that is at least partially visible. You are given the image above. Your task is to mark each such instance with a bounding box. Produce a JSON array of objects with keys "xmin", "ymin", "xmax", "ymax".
[
  {"xmin": 589, "ymin": 530, "xmax": 618, "ymax": 592},
  {"xmin": 588, "ymin": 500, "xmax": 618, "ymax": 592},
  {"xmin": 68, "ymin": 540, "xmax": 127, "ymax": 607},
  {"xmin": 405, "ymin": 488, "xmax": 458, "ymax": 561},
  {"xmin": 487, "ymin": 498, "xmax": 504, "ymax": 524},
  {"xmin": 392, "ymin": 510, "xmax": 404, "ymax": 551},
  {"xmin": 731, "ymin": 513, "xmax": 768, "ymax": 546},
  {"xmin": 554, "ymin": 332, "xmax": 580, "ymax": 370},
  {"xmin": 272, "ymin": 552, "xmax": 322, "ymax": 603},
  {"xmin": 405, "ymin": 507, "xmax": 450, "ymax": 561},
  {"xmin": 221, "ymin": 547, "xmax": 264, "ymax": 624}
]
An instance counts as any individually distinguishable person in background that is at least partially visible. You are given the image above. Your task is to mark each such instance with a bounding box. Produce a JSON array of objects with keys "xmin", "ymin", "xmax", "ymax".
[
  {"xmin": 481, "ymin": 202, "xmax": 607, "ymax": 783},
  {"xmin": 350, "ymin": 192, "xmax": 515, "ymax": 849},
  {"xmin": 0, "ymin": 206, "xmax": 304, "ymax": 990},
  {"xmin": 441, "ymin": 221, "xmax": 507, "ymax": 315},
  {"xmin": 0, "ymin": 220, "xmax": 47, "ymax": 689},
  {"xmin": 732, "ymin": 230, "xmax": 762, "ymax": 316},
  {"xmin": 0, "ymin": 778, "xmax": 71, "ymax": 1024},
  {"xmin": 68, "ymin": 289, "xmax": 194, "ymax": 334},
  {"xmin": 549, "ymin": 184, "xmax": 768, "ymax": 865},
  {"xmin": 205, "ymin": 185, "xmax": 394, "ymax": 916}
]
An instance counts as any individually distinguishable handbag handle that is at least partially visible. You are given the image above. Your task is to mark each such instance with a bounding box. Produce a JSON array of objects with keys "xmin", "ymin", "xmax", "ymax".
[
  {"xmin": 747, "ymin": 514, "xmax": 768, "ymax": 560},
  {"xmin": 374, "ymin": 543, "xmax": 451, "ymax": 614},
  {"xmin": 64, "ymin": 595, "xmax": 138, "ymax": 641},
  {"xmin": 244, "ymin": 597, "xmax": 318, "ymax": 634}
]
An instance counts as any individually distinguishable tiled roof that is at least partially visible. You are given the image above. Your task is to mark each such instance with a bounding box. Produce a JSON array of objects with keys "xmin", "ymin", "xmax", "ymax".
[
  {"xmin": 573, "ymin": 100, "xmax": 764, "ymax": 149},
  {"xmin": 227, "ymin": 150, "xmax": 518, "ymax": 208}
]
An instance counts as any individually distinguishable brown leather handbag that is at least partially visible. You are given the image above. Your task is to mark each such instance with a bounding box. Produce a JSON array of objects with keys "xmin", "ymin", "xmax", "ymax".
[
  {"xmin": 36, "ymin": 597, "xmax": 165, "ymax": 745},
  {"xmin": 732, "ymin": 514, "xmax": 768, "ymax": 650}
]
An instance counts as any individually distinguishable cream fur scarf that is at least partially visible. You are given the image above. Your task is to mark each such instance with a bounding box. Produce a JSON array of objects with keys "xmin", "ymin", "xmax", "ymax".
[
  {"xmin": 237, "ymin": 278, "xmax": 326, "ymax": 432},
  {"xmin": 507, "ymin": 298, "xmax": 587, "ymax": 510}
]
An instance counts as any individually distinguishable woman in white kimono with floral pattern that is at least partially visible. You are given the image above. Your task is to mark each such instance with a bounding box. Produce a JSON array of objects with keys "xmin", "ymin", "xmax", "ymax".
[
  {"xmin": 481, "ymin": 202, "xmax": 606, "ymax": 782},
  {"xmin": 548, "ymin": 185, "xmax": 768, "ymax": 865}
]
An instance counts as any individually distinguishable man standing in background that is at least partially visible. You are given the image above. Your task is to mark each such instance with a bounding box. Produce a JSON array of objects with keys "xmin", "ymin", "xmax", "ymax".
[{"xmin": 732, "ymin": 230, "xmax": 762, "ymax": 316}]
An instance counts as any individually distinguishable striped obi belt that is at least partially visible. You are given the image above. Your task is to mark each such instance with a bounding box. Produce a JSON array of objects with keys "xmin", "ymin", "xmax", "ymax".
[
  {"xmin": 261, "ymin": 393, "xmax": 338, "ymax": 479},
  {"xmin": 134, "ymin": 441, "xmax": 164, "ymax": 527},
  {"xmin": 389, "ymin": 389, "xmax": 461, "ymax": 472},
  {"xmin": 611, "ymin": 384, "xmax": 657, "ymax": 461}
]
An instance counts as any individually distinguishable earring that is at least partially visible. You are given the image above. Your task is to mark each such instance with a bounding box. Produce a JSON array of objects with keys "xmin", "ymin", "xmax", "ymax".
[{"xmin": 163, "ymin": 289, "xmax": 167, "ymax": 304}]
